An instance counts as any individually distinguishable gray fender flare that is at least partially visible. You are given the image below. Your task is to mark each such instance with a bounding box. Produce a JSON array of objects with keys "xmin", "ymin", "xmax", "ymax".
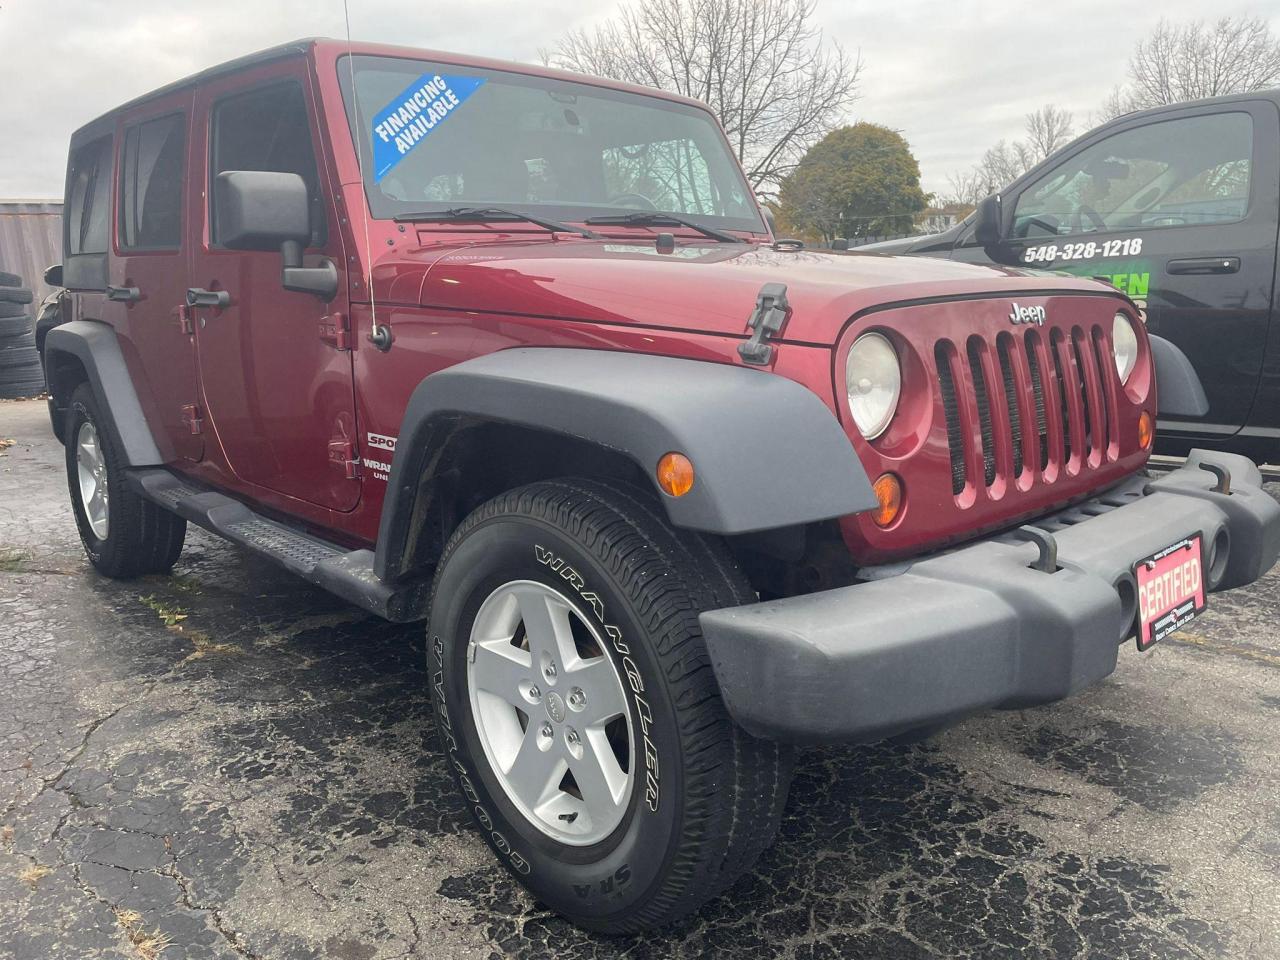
[
  {"xmin": 1150, "ymin": 334, "xmax": 1209, "ymax": 417},
  {"xmin": 43, "ymin": 320, "xmax": 163, "ymax": 465},
  {"xmin": 375, "ymin": 348, "xmax": 876, "ymax": 580}
]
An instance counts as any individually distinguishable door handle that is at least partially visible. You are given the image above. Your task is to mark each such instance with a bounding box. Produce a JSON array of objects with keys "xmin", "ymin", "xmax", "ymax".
[
  {"xmin": 106, "ymin": 284, "xmax": 141, "ymax": 303},
  {"xmin": 186, "ymin": 287, "xmax": 231, "ymax": 309},
  {"xmin": 1167, "ymin": 257, "xmax": 1240, "ymax": 275}
]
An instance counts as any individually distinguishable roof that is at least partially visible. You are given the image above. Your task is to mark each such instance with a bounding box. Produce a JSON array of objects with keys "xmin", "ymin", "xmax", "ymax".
[{"xmin": 71, "ymin": 37, "xmax": 711, "ymax": 146}]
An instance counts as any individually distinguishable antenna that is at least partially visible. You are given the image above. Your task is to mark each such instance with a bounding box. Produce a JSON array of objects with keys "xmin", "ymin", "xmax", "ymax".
[{"xmin": 343, "ymin": 0, "xmax": 392, "ymax": 351}]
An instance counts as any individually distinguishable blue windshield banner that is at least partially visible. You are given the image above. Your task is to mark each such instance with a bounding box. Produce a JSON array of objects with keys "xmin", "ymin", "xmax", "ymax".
[{"xmin": 371, "ymin": 73, "xmax": 485, "ymax": 182}]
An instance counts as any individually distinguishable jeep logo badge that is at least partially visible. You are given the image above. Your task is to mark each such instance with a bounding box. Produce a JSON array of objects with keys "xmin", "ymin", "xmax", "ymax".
[
  {"xmin": 1009, "ymin": 303, "xmax": 1046, "ymax": 326},
  {"xmin": 546, "ymin": 692, "xmax": 566, "ymax": 724}
]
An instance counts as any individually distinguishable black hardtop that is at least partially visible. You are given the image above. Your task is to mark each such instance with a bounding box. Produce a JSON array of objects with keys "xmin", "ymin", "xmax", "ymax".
[{"xmin": 67, "ymin": 38, "xmax": 319, "ymax": 149}]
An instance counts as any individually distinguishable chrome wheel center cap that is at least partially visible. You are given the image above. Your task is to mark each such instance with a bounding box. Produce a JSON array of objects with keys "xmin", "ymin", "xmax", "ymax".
[{"xmin": 545, "ymin": 692, "xmax": 566, "ymax": 724}]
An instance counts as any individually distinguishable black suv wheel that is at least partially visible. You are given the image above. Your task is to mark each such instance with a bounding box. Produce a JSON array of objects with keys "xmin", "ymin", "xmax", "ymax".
[
  {"xmin": 427, "ymin": 479, "xmax": 792, "ymax": 933},
  {"xmin": 65, "ymin": 383, "xmax": 186, "ymax": 578}
]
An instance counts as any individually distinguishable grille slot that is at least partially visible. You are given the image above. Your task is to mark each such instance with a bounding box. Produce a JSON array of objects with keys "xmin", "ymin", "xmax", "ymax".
[
  {"xmin": 967, "ymin": 337, "xmax": 997, "ymax": 486},
  {"xmin": 1049, "ymin": 328, "xmax": 1074, "ymax": 464},
  {"xmin": 1024, "ymin": 330, "xmax": 1050, "ymax": 470},
  {"xmin": 997, "ymin": 334, "xmax": 1024, "ymax": 477},
  {"xmin": 1090, "ymin": 326, "xmax": 1113, "ymax": 457},
  {"xmin": 1071, "ymin": 333, "xmax": 1094, "ymax": 452},
  {"xmin": 936, "ymin": 341, "xmax": 967, "ymax": 495}
]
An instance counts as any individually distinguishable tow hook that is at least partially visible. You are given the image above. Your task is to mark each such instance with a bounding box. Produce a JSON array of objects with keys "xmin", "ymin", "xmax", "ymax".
[
  {"xmin": 1012, "ymin": 525, "xmax": 1059, "ymax": 573},
  {"xmin": 738, "ymin": 282, "xmax": 790, "ymax": 365},
  {"xmin": 1198, "ymin": 462, "xmax": 1232, "ymax": 494}
]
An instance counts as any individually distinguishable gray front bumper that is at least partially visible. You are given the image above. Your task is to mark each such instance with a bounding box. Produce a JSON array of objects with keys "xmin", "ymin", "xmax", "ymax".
[{"xmin": 700, "ymin": 450, "xmax": 1280, "ymax": 743}]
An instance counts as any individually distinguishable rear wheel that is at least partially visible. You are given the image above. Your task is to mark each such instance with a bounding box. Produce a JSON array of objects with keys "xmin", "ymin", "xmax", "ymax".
[
  {"xmin": 428, "ymin": 479, "xmax": 792, "ymax": 933},
  {"xmin": 65, "ymin": 383, "xmax": 186, "ymax": 578}
]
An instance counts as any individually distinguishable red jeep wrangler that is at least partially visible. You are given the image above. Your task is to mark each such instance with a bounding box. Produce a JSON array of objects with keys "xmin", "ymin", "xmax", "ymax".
[{"xmin": 42, "ymin": 39, "xmax": 1280, "ymax": 932}]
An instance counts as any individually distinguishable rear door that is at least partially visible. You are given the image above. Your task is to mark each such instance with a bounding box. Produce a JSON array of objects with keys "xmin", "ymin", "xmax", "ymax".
[
  {"xmin": 110, "ymin": 92, "xmax": 202, "ymax": 461},
  {"xmin": 189, "ymin": 62, "xmax": 358, "ymax": 511},
  {"xmin": 999, "ymin": 103, "xmax": 1280, "ymax": 440}
]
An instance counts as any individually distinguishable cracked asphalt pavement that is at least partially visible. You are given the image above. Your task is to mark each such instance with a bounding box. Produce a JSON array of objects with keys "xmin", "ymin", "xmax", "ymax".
[{"xmin": 2, "ymin": 396, "xmax": 1280, "ymax": 959}]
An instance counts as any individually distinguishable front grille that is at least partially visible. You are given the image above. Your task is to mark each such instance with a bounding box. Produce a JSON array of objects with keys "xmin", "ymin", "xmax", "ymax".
[{"xmin": 937, "ymin": 322, "xmax": 1119, "ymax": 497}]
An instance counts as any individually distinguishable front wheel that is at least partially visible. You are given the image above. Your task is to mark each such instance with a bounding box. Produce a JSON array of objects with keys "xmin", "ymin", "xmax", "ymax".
[{"xmin": 427, "ymin": 479, "xmax": 792, "ymax": 933}]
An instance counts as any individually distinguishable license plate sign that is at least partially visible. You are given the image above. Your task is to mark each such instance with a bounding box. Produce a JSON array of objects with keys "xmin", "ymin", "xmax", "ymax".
[{"xmin": 1134, "ymin": 535, "xmax": 1206, "ymax": 651}]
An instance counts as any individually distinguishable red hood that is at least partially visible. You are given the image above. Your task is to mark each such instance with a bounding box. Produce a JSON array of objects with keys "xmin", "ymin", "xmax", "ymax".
[{"xmin": 370, "ymin": 238, "xmax": 1121, "ymax": 345}]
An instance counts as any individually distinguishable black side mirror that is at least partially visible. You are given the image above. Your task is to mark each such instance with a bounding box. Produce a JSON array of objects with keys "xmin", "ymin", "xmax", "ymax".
[
  {"xmin": 213, "ymin": 170, "xmax": 337, "ymax": 300},
  {"xmin": 44, "ymin": 264, "xmax": 63, "ymax": 287},
  {"xmin": 973, "ymin": 193, "xmax": 1004, "ymax": 245}
]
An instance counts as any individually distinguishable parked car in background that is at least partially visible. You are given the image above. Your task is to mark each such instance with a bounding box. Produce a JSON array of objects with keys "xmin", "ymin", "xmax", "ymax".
[
  {"xmin": 858, "ymin": 91, "xmax": 1280, "ymax": 464},
  {"xmin": 39, "ymin": 39, "xmax": 1280, "ymax": 933}
]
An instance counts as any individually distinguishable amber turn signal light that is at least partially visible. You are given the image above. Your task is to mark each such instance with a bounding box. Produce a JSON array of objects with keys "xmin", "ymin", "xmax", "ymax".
[
  {"xmin": 656, "ymin": 452, "xmax": 695, "ymax": 497},
  {"xmin": 1138, "ymin": 411, "xmax": 1155, "ymax": 450},
  {"xmin": 871, "ymin": 472, "xmax": 903, "ymax": 527}
]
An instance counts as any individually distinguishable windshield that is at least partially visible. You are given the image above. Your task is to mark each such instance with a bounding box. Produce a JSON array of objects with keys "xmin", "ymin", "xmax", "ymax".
[{"xmin": 337, "ymin": 55, "xmax": 764, "ymax": 232}]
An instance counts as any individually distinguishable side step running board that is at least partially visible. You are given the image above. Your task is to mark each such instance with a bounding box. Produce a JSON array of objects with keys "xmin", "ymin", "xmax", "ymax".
[{"xmin": 126, "ymin": 468, "xmax": 429, "ymax": 622}]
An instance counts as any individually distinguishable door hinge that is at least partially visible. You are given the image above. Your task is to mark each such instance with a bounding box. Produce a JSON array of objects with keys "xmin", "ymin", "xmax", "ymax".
[
  {"xmin": 180, "ymin": 403, "xmax": 203, "ymax": 435},
  {"xmin": 318, "ymin": 311, "xmax": 351, "ymax": 351},
  {"xmin": 328, "ymin": 437, "xmax": 361, "ymax": 479}
]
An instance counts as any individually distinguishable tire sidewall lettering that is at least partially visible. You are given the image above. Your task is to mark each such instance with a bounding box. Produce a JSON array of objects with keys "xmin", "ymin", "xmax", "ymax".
[
  {"xmin": 432, "ymin": 634, "xmax": 532, "ymax": 876},
  {"xmin": 534, "ymin": 543, "xmax": 660, "ymax": 813}
]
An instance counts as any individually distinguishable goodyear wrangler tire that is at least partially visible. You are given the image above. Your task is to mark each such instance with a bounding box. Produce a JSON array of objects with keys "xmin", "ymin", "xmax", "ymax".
[
  {"xmin": 65, "ymin": 383, "xmax": 186, "ymax": 578},
  {"xmin": 427, "ymin": 479, "xmax": 793, "ymax": 932},
  {"xmin": 0, "ymin": 271, "xmax": 21, "ymax": 287}
]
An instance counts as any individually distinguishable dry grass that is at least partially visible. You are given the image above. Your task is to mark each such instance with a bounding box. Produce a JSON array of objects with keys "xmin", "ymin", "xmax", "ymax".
[
  {"xmin": 139, "ymin": 593, "xmax": 237, "ymax": 661},
  {"xmin": 139, "ymin": 595, "xmax": 189, "ymax": 627},
  {"xmin": 18, "ymin": 863, "xmax": 51, "ymax": 888},
  {"xmin": 114, "ymin": 906, "xmax": 173, "ymax": 960},
  {"xmin": 0, "ymin": 546, "xmax": 33, "ymax": 573},
  {"xmin": 1, "ymin": 825, "xmax": 14, "ymax": 847},
  {"xmin": 0, "ymin": 437, "xmax": 14, "ymax": 452}
]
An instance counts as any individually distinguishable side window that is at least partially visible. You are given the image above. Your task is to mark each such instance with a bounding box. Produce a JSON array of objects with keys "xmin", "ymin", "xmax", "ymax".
[
  {"xmin": 119, "ymin": 114, "xmax": 186, "ymax": 250},
  {"xmin": 1013, "ymin": 112, "xmax": 1253, "ymax": 238},
  {"xmin": 66, "ymin": 136, "xmax": 113, "ymax": 256},
  {"xmin": 210, "ymin": 82, "xmax": 326, "ymax": 246}
]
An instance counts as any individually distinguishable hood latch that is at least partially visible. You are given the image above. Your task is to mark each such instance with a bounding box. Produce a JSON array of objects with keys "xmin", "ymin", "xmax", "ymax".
[{"xmin": 738, "ymin": 282, "xmax": 790, "ymax": 365}]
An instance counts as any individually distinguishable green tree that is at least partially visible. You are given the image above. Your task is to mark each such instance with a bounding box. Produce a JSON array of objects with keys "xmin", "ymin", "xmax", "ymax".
[{"xmin": 778, "ymin": 123, "xmax": 928, "ymax": 243}]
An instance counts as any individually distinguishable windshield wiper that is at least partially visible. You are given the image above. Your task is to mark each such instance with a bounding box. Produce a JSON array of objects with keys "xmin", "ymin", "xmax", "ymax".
[
  {"xmin": 393, "ymin": 206, "xmax": 601, "ymax": 239},
  {"xmin": 583, "ymin": 212, "xmax": 741, "ymax": 244}
]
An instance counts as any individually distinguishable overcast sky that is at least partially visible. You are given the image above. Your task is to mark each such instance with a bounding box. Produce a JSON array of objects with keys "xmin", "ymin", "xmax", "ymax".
[{"xmin": 1, "ymin": 0, "xmax": 1277, "ymax": 199}]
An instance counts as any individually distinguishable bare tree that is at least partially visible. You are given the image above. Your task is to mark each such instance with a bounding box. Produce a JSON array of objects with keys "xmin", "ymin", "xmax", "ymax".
[
  {"xmin": 1102, "ymin": 16, "xmax": 1280, "ymax": 119},
  {"xmin": 941, "ymin": 104, "xmax": 1074, "ymax": 204},
  {"xmin": 542, "ymin": 0, "xmax": 861, "ymax": 193},
  {"xmin": 943, "ymin": 169, "xmax": 988, "ymax": 208},
  {"xmin": 1024, "ymin": 104, "xmax": 1075, "ymax": 159}
]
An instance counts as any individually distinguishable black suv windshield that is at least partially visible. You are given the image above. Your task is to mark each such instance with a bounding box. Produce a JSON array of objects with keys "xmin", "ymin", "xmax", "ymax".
[{"xmin": 337, "ymin": 55, "xmax": 764, "ymax": 233}]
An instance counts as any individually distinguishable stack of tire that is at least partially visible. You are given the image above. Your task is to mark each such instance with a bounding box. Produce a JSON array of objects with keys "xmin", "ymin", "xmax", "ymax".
[{"xmin": 0, "ymin": 271, "xmax": 44, "ymax": 399}]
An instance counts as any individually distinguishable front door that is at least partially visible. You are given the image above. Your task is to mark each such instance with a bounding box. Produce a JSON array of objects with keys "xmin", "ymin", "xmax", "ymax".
[
  {"xmin": 110, "ymin": 92, "xmax": 202, "ymax": 462},
  {"xmin": 190, "ymin": 64, "xmax": 358, "ymax": 511},
  {"xmin": 994, "ymin": 103, "xmax": 1280, "ymax": 441}
]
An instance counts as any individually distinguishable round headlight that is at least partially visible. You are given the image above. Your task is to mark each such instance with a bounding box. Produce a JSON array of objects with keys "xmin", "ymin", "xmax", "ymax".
[
  {"xmin": 1113, "ymin": 312, "xmax": 1138, "ymax": 384},
  {"xmin": 845, "ymin": 332, "xmax": 901, "ymax": 440}
]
